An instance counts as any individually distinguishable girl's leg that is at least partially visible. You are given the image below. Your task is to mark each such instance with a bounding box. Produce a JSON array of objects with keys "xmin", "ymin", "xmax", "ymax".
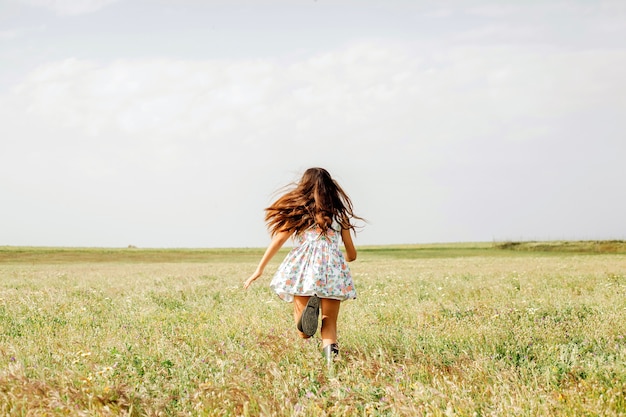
[
  {"xmin": 293, "ymin": 295, "xmax": 311, "ymax": 339},
  {"xmin": 320, "ymin": 298, "xmax": 341, "ymax": 348}
]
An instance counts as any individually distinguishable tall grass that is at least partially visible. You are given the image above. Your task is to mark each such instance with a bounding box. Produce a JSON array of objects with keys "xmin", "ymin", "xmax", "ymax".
[{"xmin": 0, "ymin": 247, "xmax": 625, "ymax": 415}]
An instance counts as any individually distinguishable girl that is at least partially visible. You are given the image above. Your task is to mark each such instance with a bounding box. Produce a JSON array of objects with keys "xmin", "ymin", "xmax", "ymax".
[{"xmin": 243, "ymin": 167, "xmax": 362, "ymax": 363}]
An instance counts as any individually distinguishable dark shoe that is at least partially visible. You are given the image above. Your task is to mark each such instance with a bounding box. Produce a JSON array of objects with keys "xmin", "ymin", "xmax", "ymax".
[
  {"xmin": 297, "ymin": 295, "xmax": 320, "ymax": 337},
  {"xmin": 323, "ymin": 343, "xmax": 339, "ymax": 365}
]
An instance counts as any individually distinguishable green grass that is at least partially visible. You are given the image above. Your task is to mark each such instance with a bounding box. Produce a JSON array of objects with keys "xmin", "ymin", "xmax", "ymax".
[
  {"xmin": 493, "ymin": 240, "xmax": 626, "ymax": 254},
  {"xmin": 0, "ymin": 244, "xmax": 625, "ymax": 415},
  {"xmin": 0, "ymin": 246, "xmax": 267, "ymax": 264},
  {"xmin": 3, "ymin": 240, "xmax": 622, "ymax": 265}
]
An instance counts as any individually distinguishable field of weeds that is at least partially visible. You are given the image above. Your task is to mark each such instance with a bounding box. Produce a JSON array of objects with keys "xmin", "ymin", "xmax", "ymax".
[{"xmin": 0, "ymin": 245, "xmax": 625, "ymax": 416}]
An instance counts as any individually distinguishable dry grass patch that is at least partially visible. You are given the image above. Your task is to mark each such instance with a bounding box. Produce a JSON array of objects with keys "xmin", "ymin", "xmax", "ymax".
[{"xmin": 0, "ymin": 248, "xmax": 625, "ymax": 415}]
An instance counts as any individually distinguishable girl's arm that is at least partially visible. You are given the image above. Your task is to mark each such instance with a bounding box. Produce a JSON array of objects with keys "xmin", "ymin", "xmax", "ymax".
[
  {"xmin": 341, "ymin": 228, "xmax": 357, "ymax": 262},
  {"xmin": 243, "ymin": 230, "xmax": 293, "ymax": 289}
]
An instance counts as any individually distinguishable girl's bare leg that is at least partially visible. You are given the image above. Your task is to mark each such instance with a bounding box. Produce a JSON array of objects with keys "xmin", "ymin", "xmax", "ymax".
[
  {"xmin": 293, "ymin": 295, "xmax": 311, "ymax": 339},
  {"xmin": 320, "ymin": 298, "xmax": 341, "ymax": 348}
]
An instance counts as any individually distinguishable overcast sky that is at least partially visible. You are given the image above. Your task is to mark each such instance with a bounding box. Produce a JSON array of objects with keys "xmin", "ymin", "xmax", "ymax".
[{"xmin": 1, "ymin": 0, "xmax": 625, "ymax": 248}]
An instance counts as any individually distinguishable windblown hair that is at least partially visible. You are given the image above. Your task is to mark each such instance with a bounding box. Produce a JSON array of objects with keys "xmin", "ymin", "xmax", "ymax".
[{"xmin": 265, "ymin": 167, "xmax": 362, "ymax": 236}]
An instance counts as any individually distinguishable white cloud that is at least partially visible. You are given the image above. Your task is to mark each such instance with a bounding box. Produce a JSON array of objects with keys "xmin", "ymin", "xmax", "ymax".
[
  {"xmin": 0, "ymin": 25, "xmax": 46, "ymax": 41},
  {"xmin": 6, "ymin": 40, "xmax": 626, "ymax": 174},
  {"xmin": 421, "ymin": 8, "xmax": 454, "ymax": 19},
  {"xmin": 3, "ymin": 30, "xmax": 626, "ymax": 245},
  {"xmin": 453, "ymin": 24, "xmax": 546, "ymax": 44},
  {"xmin": 0, "ymin": 29, "xmax": 21, "ymax": 40},
  {"xmin": 466, "ymin": 4, "xmax": 525, "ymax": 17},
  {"xmin": 16, "ymin": 0, "xmax": 122, "ymax": 15}
]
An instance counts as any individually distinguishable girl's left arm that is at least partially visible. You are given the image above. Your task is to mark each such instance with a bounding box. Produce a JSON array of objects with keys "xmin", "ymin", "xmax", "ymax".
[
  {"xmin": 243, "ymin": 230, "xmax": 293, "ymax": 289},
  {"xmin": 341, "ymin": 228, "xmax": 357, "ymax": 262}
]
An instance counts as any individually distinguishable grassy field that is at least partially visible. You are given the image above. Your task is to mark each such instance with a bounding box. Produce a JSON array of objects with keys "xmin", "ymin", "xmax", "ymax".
[{"xmin": 0, "ymin": 244, "xmax": 625, "ymax": 416}]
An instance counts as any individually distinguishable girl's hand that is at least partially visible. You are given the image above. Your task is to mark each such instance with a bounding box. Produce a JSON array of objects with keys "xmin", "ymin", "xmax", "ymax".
[{"xmin": 243, "ymin": 271, "xmax": 262, "ymax": 289}]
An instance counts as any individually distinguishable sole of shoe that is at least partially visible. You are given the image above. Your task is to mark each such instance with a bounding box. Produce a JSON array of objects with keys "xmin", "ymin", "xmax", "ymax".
[{"xmin": 298, "ymin": 295, "xmax": 320, "ymax": 337}]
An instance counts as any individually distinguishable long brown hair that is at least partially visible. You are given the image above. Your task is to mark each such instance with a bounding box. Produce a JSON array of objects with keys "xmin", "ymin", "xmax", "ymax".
[{"xmin": 265, "ymin": 167, "xmax": 362, "ymax": 236}]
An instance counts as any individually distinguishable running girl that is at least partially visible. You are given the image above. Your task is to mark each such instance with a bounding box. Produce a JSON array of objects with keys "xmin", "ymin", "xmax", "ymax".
[{"xmin": 243, "ymin": 167, "xmax": 362, "ymax": 363}]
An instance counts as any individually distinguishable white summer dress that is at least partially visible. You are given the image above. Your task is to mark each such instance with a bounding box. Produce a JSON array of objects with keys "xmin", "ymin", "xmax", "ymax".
[{"xmin": 270, "ymin": 223, "xmax": 357, "ymax": 302}]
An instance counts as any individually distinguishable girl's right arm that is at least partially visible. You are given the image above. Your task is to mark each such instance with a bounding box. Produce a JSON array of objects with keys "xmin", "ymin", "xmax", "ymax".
[
  {"xmin": 341, "ymin": 228, "xmax": 357, "ymax": 262},
  {"xmin": 243, "ymin": 230, "xmax": 293, "ymax": 289}
]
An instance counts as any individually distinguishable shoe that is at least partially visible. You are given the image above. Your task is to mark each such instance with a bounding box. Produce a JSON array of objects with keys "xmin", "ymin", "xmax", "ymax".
[
  {"xmin": 323, "ymin": 343, "xmax": 339, "ymax": 365},
  {"xmin": 297, "ymin": 295, "xmax": 320, "ymax": 337}
]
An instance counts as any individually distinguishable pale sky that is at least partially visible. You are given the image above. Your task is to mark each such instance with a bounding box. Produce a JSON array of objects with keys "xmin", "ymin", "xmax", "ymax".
[{"xmin": 1, "ymin": 0, "xmax": 625, "ymax": 248}]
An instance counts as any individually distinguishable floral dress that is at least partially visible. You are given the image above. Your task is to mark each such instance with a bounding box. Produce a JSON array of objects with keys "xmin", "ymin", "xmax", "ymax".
[{"xmin": 270, "ymin": 222, "xmax": 356, "ymax": 302}]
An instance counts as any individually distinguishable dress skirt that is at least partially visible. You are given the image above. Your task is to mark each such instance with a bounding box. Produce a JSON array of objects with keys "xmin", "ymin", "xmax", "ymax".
[{"xmin": 270, "ymin": 225, "xmax": 357, "ymax": 302}]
